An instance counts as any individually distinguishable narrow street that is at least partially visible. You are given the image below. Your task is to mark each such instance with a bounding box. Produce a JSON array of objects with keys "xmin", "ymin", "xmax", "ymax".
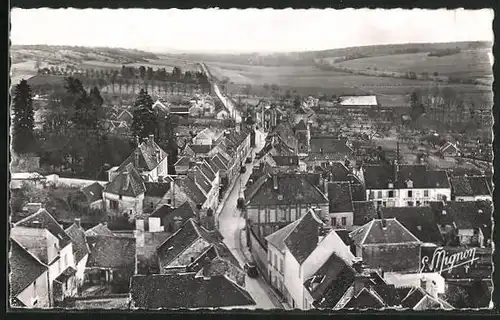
[{"xmin": 216, "ymin": 130, "xmax": 282, "ymax": 309}]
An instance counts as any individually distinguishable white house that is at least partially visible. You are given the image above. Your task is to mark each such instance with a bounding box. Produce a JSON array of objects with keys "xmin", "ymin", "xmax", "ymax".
[{"xmin": 363, "ymin": 164, "xmax": 451, "ymax": 207}]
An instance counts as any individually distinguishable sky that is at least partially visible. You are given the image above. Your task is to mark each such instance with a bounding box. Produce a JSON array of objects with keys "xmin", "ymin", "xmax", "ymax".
[{"xmin": 10, "ymin": 8, "xmax": 494, "ymax": 53}]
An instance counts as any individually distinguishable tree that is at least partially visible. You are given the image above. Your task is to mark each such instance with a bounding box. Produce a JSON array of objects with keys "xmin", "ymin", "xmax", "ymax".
[
  {"xmin": 410, "ymin": 90, "xmax": 425, "ymax": 121},
  {"xmin": 146, "ymin": 67, "xmax": 154, "ymax": 81},
  {"xmin": 139, "ymin": 66, "xmax": 146, "ymax": 80},
  {"xmin": 172, "ymin": 66, "xmax": 182, "ymax": 81},
  {"xmin": 156, "ymin": 113, "xmax": 179, "ymax": 173},
  {"xmin": 11, "ymin": 79, "xmax": 35, "ymax": 154},
  {"xmin": 131, "ymin": 89, "xmax": 157, "ymax": 139}
]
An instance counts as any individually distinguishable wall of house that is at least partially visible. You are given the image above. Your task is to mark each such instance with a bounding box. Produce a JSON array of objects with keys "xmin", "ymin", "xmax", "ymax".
[
  {"xmin": 90, "ymin": 200, "xmax": 104, "ymax": 210},
  {"xmin": 368, "ymin": 187, "xmax": 452, "ymax": 207},
  {"xmin": 248, "ymin": 227, "xmax": 268, "ymax": 275},
  {"xmin": 75, "ymin": 254, "xmax": 88, "ymax": 288},
  {"xmin": 166, "ymin": 238, "xmax": 211, "ymax": 268},
  {"xmin": 45, "ymin": 175, "xmax": 108, "ymax": 188},
  {"xmin": 17, "ymin": 271, "xmax": 50, "ymax": 308},
  {"xmin": 362, "ymin": 243, "xmax": 421, "ymax": 273},
  {"xmin": 384, "ymin": 272, "xmax": 445, "ymax": 295},
  {"xmin": 267, "ymin": 244, "xmax": 285, "ymax": 296},
  {"xmin": 103, "ymin": 192, "xmax": 144, "ymax": 217},
  {"xmin": 162, "ymin": 183, "xmax": 191, "ymax": 209},
  {"xmin": 283, "ymin": 248, "xmax": 304, "ymax": 309},
  {"xmin": 326, "ymin": 212, "xmax": 354, "ymax": 230}
]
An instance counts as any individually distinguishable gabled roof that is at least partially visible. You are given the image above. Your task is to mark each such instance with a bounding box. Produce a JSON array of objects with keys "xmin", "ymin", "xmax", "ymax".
[
  {"xmin": 15, "ymin": 209, "xmax": 72, "ymax": 248},
  {"xmin": 272, "ymin": 155, "xmax": 299, "ymax": 167},
  {"xmin": 81, "ymin": 182, "xmax": 104, "ymax": 203},
  {"xmin": 176, "ymin": 176, "xmax": 207, "ymax": 205},
  {"xmin": 450, "ymin": 176, "xmax": 492, "ymax": 197},
  {"xmin": 439, "ymin": 141, "xmax": 460, "ymax": 153},
  {"xmin": 284, "ymin": 210, "xmax": 324, "ymax": 264},
  {"xmin": 65, "ymin": 223, "xmax": 90, "ymax": 263},
  {"xmin": 174, "ymin": 156, "xmax": 191, "ymax": 167},
  {"xmin": 352, "ymin": 201, "xmax": 377, "ymax": 226},
  {"xmin": 54, "ymin": 266, "xmax": 77, "ymax": 284},
  {"xmin": 116, "ymin": 109, "xmax": 133, "ymax": 122},
  {"xmin": 294, "ymin": 119, "xmax": 307, "ymax": 131},
  {"xmin": 328, "ymin": 182, "xmax": 354, "ymax": 213},
  {"xmin": 335, "ymin": 230, "xmax": 354, "ymax": 246},
  {"xmin": 188, "ymin": 144, "xmax": 214, "ymax": 155},
  {"xmin": 85, "ymin": 223, "xmax": 115, "ymax": 237},
  {"xmin": 86, "ymin": 236, "xmax": 136, "ymax": 269},
  {"xmin": 130, "ymin": 274, "xmax": 255, "ymax": 309},
  {"xmin": 380, "ymin": 207, "xmax": 443, "ymax": 244},
  {"xmin": 316, "ymin": 162, "xmax": 351, "ymax": 182},
  {"xmin": 118, "ymin": 138, "xmax": 168, "ymax": 172},
  {"xmin": 199, "ymin": 161, "xmax": 216, "ymax": 181},
  {"xmin": 144, "ymin": 181, "xmax": 171, "ymax": 198},
  {"xmin": 104, "ymin": 163, "xmax": 146, "ymax": 197},
  {"xmin": 265, "ymin": 219, "xmax": 302, "ymax": 252},
  {"xmin": 245, "ymin": 173, "xmax": 328, "ymax": 206},
  {"xmin": 350, "ymin": 218, "xmax": 421, "ymax": 245},
  {"xmin": 9, "ymin": 238, "xmax": 48, "ymax": 297},
  {"xmin": 309, "ymin": 137, "xmax": 353, "ymax": 154},
  {"xmin": 343, "ymin": 287, "xmax": 386, "ymax": 309},
  {"xmin": 364, "ymin": 164, "xmax": 450, "ymax": 189},
  {"xmin": 151, "ymin": 201, "xmax": 196, "ymax": 221}
]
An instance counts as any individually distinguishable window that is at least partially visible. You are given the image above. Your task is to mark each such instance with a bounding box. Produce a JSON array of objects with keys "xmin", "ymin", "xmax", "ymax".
[
  {"xmin": 408, "ymin": 201, "xmax": 414, "ymax": 207},
  {"xmin": 377, "ymin": 191, "xmax": 383, "ymax": 199},
  {"xmin": 119, "ymin": 195, "xmax": 123, "ymax": 200},
  {"xmin": 279, "ymin": 258, "xmax": 284, "ymax": 273},
  {"xmin": 167, "ymin": 199, "xmax": 172, "ymax": 205},
  {"xmin": 331, "ymin": 217, "xmax": 337, "ymax": 227},
  {"xmin": 268, "ymin": 250, "xmax": 272, "ymax": 263},
  {"xmin": 269, "ymin": 207, "xmax": 276, "ymax": 223},
  {"xmin": 110, "ymin": 200, "xmax": 119, "ymax": 210},
  {"xmin": 273, "ymin": 253, "xmax": 277, "ymax": 268},
  {"xmin": 388, "ymin": 190, "xmax": 394, "ymax": 198},
  {"xmin": 290, "ymin": 207, "xmax": 297, "ymax": 221},
  {"xmin": 424, "ymin": 190, "xmax": 429, "ymax": 197},
  {"xmin": 33, "ymin": 279, "xmax": 37, "ymax": 293},
  {"xmin": 259, "ymin": 208, "xmax": 266, "ymax": 223},
  {"xmin": 407, "ymin": 190, "xmax": 413, "ymax": 198},
  {"xmin": 377, "ymin": 201, "xmax": 382, "ymax": 207},
  {"xmin": 416, "ymin": 201, "xmax": 421, "ymax": 206},
  {"xmin": 382, "ymin": 201, "xmax": 387, "ymax": 207},
  {"xmin": 64, "ymin": 254, "xmax": 68, "ymax": 267},
  {"xmin": 341, "ymin": 217, "xmax": 347, "ymax": 226},
  {"xmin": 279, "ymin": 206, "xmax": 287, "ymax": 221}
]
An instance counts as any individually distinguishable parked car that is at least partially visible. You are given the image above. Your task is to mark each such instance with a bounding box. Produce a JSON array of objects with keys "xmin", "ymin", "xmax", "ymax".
[
  {"xmin": 244, "ymin": 262, "xmax": 258, "ymax": 278},
  {"xmin": 237, "ymin": 197, "xmax": 245, "ymax": 209},
  {"xmin": 240, "ymin": 166, "xmax": 247, "ymax": 173}
]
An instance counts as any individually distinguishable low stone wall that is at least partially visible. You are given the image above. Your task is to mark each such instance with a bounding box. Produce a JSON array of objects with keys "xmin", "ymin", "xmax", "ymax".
[{"xmin": 45, "ymin": 174, "xmax": 107, "ymax": 188}]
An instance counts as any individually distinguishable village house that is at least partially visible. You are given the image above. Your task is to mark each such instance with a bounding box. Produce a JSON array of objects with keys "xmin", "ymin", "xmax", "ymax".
[
  {"xmin": 129, "ymin": 272, "xmax": 256, "ymax": 310},
  {"xmin": 244, "ymin": 172, "xmax": 329, "ymax": 244},
  {"xmin": 84, "ymin": 222, "xmax": 115, "ymax": 247},
  {"xmin": 78, "ymin": 182, "xmax": 104, "ymax": 210},
  {"xmin": 102, "ymin": 163, "xmax": 146, "ymax": 218},
  {"xmin": 111, "ymin": 134, "xmax": 169, "ymax": 183},
  {"xmin": 429, "ymin": 200, "xmax": 492, "ymax": 248},
  {"xmin": 265, "ymin": 209, "xmax": 355, "ymax": 309},
  {"xmin": 153, "ymin": 99, "xmax": 191, "ymax": 117},
  {"xmin": 326, "ymin": 181, "xmax": 355, "ymax": 230},
  {"xmin": 260, "ymin": 103, "xmax": 285, "ymax": 132},
  {"xmin": 64, "ymin": 218, "xmax": 91, "ymax": 289},
  {"xmin": 148, "ymin": 201, "xmax": 196, "ymax": 233},
  {"xmin": 450, "ymin": 175, "xmax": 492, "ymax": 202},
  {"xmin": 350, "ymin": 218, "xmax": 422, "ymax": 273},
  {"xmin": 304, "ymin": 136, "xmax": 355, "ymax": 169},
  {"xmin": 85, "ymin": 235, "xmax": 136, "ymax": 292},
  {"xmin": 362, "ymin": 164, "xmax": 451, "ymax": 208},
  {"xmin": 12, "ymin": 209, "xmax": 76, "ymax": 306},
  {"xmin": 352, "ymin": 201, "xmax": 378, "ymax": 227},
  {"xmin": 10, "ymin": 239, "xmax": 51, "ymax": 308},
  {"xmin": 439, "ymin": 141, "xmax": 461, "ymax": 157},
  {"xmin": 156, "ymin": 219, "xmax": 242, "ymax": 281},
  {"xmin": 192, "ymin": 127, "xmax": 225, "ymax": 145}
]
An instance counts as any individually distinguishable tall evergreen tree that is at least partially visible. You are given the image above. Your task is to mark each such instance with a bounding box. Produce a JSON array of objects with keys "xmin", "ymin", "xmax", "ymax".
[
  {"xmin": 11, "ymin": 79, "xmax": 35, "ymax": 154},
  {"xmin": 131, "ymin": 89, "xmax": 157, "ymax": 139}
]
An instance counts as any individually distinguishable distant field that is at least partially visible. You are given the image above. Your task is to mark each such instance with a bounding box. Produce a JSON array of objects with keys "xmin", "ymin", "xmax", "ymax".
[
  {"xmin": 332, "ymin": 49, "xmax": 492, "ymax": 80},
  {"xmin": 76, "ymin": 57, "xmax": 199, "ymax": 72}
]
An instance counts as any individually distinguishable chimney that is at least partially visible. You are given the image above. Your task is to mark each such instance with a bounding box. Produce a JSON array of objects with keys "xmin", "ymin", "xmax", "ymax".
[
  {"xmin": 273, "ymin": 174, "xmax": 278, "ymax": 190},
  {"xmin": 352, "ymin": 258, "xmax": 363, "ymax": 273},
  {"xmin": 173, "ymin": 216, "xmax": 183, "ymax": 232},
  {"xmin": 202, "ymin": 256, "xmax": 211, "ymax": 280},
  {"xmin": 74, "ymin": 218, "xmax": 81, "ymax": 228}
]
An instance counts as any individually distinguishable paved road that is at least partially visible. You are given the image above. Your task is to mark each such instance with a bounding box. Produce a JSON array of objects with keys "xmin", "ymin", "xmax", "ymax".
[{"xmin": 217, "ymin": 130, "xmax": 281, "ymax": 309}]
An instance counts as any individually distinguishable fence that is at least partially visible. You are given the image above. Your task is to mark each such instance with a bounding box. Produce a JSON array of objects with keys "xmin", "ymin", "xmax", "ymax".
[{"xmin": 45, "ymin": 174, "xmax": 107, "ymax": 188}]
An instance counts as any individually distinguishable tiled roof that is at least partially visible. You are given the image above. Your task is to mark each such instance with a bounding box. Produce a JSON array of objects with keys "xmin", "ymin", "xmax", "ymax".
[
  {"xmin": 9, "ymin": 238, "xmax": 47, "ymax": 297},
  {"xmin": 144, "ymin": 181, "xmax": 171, "ymax": 198},
  {"xmin": 316, "ymin": 162, "xmax": 351, "ymax": 182},
  {"xmin": 304, "ymin": 252, "xmax": 355, "ymax": 302},
  {"xmin": 118, "ymin": 138, "xmax": 168, "ymax": 172},
  {"xmin": 81, "ymin": 182, "xmax": 104, "ymax": 203},
  {"xmin": 380, "ymin": 207, "xmax": 444, "ymax": 244},
  {"xmin": 104, "ymin": 163, "xmax": 146, "ymax": 197},
  {"xmin": 335, "ymin": 229, "xmax": 354, "ymax": 246},
  {"xmin": 211, "ymin": 153, "xmax": 229, "ymax": 170},
  {"xmin": 189, "ymin": 144, "xmax": 214, "ymax": 155},
  {"xmin": 350, "ymin": 183, "xmax": 366, "ymax": 201},
  {"xmin": 309, "ymin": 137, "xmax": 353, "ymax": 154},
  {"xmin": 65, "ymin": 223, "xmax": 90, "ymax": 263},
  {"xmin": 54, "ymin": 266, "xmax": 77, "ymax": 283},
  {"xmin": 174, "ymin": 156, "xmax": 191, "ymax": 167},
  {"xmin": 328, "ymin": 182, "xmax": 354, "ymax": 213},
  {"xmin": 151, "ymin": 202, "xmax": 196, "ymax": 225},
  {"xmin": 15, "ymin": 209, "xmax": 72, "ymax": 248},
  {"xmin": 285, "ymin": 210, "xmax": 324, "ymax": 264},
  {"xmin": 199, "ymin": 161, "xmax": 216, "ymax": 181},
  {"xmin": 363, "ymin": 164, "xmax": 394, "ymax": 189},
  {"xmin": 364, "ymin": 165, "xmax": 450, "ymax": 189},
  {"xmin": 450, "ymin": 176, "xmax": 491, "ymax": 197},
  {"xmin": 313, "ymin": 264, "xmax": 357, "ymax": 309},
  {"xmin": 265, "ymin": 219, "xmax": 302, "ymax": 252},
  {"xmin": 176, "ymin": 177, "xmax": 207, "ymax": 205},
  {"xmin": 245, "ymin": 173, "xmax": 328, "ymax": 206},
  {"xmin": 85, "ymin": 223, "xmax": 115, "ymax": 237},
  {"xmin": 343, "ymin": 287, "xmax": 386, "ymax": 309},
  {"xmin": 272, "ymin": 155, "xmax": 299, "ymax": 167},
  {"xmin": 294, "ymin": 120, "xmax": 307, "ymax": 131},
  {"xmin": 86, "ymin": 236, "xmax": 136, "ymax": 269},
  {"xmin": 193, "ymin": 167, "xmax": 212, "ymax": 194},
  {"xmin": 350, "ymin": 218, "xmax": 421, "ymax": 245},
  {"xmin": 352, "ymin": 201, "xmax": 377, "ymax": 226},
  {"xmin": 130, "ymin": 274, "xmax": 255, "ymax": 309},
  {"xmin": 400, "ymin": 287, "xmax": 426, "ymax": 308}
]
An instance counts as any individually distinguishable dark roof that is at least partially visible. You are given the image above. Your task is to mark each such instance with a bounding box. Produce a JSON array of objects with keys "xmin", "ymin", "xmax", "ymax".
[
  {"xmin": 265, "ymin": 219, "xmax": 302, "ymax": 251},
  {"xmin": 188, "ymin": 144, "xmax": 214, "ymax": 155},
  {"xmin": 430, "ymin": 201, "xmax": 492, "ymax": 240},
  {"xmin": 380, "ymin": 207, "xmax": 444, "ymax": 244},
  {"xmin": 309, "ymin": 137, "xmax": 353, "ymax": 154},
  {"xmin": 200, "ymin": 161, "xmax": 216, "ymax": 181},
  {"xmin": 210, "ymin": 154, "xmax": 229, "ymax": 170},
  {"xmin": 144, "ymin": 182, "xmax": 171, "ymax": 198},
  {"xmin": 118, "ymin": 138, "xmax": 168, "ymax": 172},
  {"xmin": 304, "ymin": 252, "xmax": 354, "ymax": 302},
  {"xmin": 344, "ymin": 288, "xmax": 385, "ymax": 309},
  {"xmin": 170, "ymin": 106, "xmax": 190, "ymax": 114},
  {"xmin": 245, "ymin": 173, "xmax": 328, "ymax": 206},
  {"xmin": 130, "ymin": 274, "xmax": 255, "ymax": 309},
  {"xmin": 174, "ymin": 156, "xmax": 191, "ymax": 167},
  {"xmin": 318, "ymin": 162, "xmax": 351, "ymax": 182},
  {"xmin": 176, "ymin": 177, "xmax": 207, "ymax": 205},
  {"xmin": 9, "ymin": 239, "xmax": 48, "ymax": 297},
  {"xmin": 335, "ymin": 230, "xmax": 354, "ymax": 246},
  {"xmin": 193, "ymin": 167, "xmax": 212, "ymax": 194},
  {"xmin": 353, "ymin": 201, "xmax": 377, "ymax": 226},
  {"xmin": 313, "ymin": 263, "xmax": 357, "ymax": 308},
  {"xmin": 15, "ymin": 209, "xmax": 72, "ymax": 248},
  {"xmin": 81, "ymin": 182, "xmax": 104, "ymax": 203},
  {"xmin": 450, "ymin": 176, "xmax": 492, "ymax": 197},
  {"xmin": 272, "ymin": 155, "xmax": 299, "ymax": 167},
  {"xmin": 350, "ymin": 183, "xmax": 366, "ymax": 201},
  {"xmin": 104, "ymin": 163, "xmax": 146, "ymax": 197},
  {"xmin": 294, "ymin": 120, "xmax": 307, "ymax": 131},
  {"xmin": 350, "ymin": 218, "xmax": 420, "ymax": 245},
  {"xmin": 401, "ymin": 287, "xmax": 426, "ymax": 308},
  {"xmin": 54, "ymin": 266, "xmax": 77, "ymax": 283},
  {"xmin": 364, "ymin": 165, "xmax": 450, "ymax": 189},
  {"xmin": 151, "ymin": 202, "xmax": 196, "ymax": 224},
  {"xmin": 328, "ymin": 182, "xmax": 354, "ymax": 213},
  {"xmin": 65, "ymin": 223, "xmax": 90, "ymax": 263},
  {"xmin": 157, "ymin": 219, "xmax": 201, "ymax": 267},
  {"xmin": 85, "ymin": 223, "xmax": 115, "ymax": 237},
  {"xmin": 285, "ymin": 210, "xmax": 323, "ymax": 264},
  {"xmin": 86, "ymin": 236, "xmax": 136, "ymax": 269}
]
